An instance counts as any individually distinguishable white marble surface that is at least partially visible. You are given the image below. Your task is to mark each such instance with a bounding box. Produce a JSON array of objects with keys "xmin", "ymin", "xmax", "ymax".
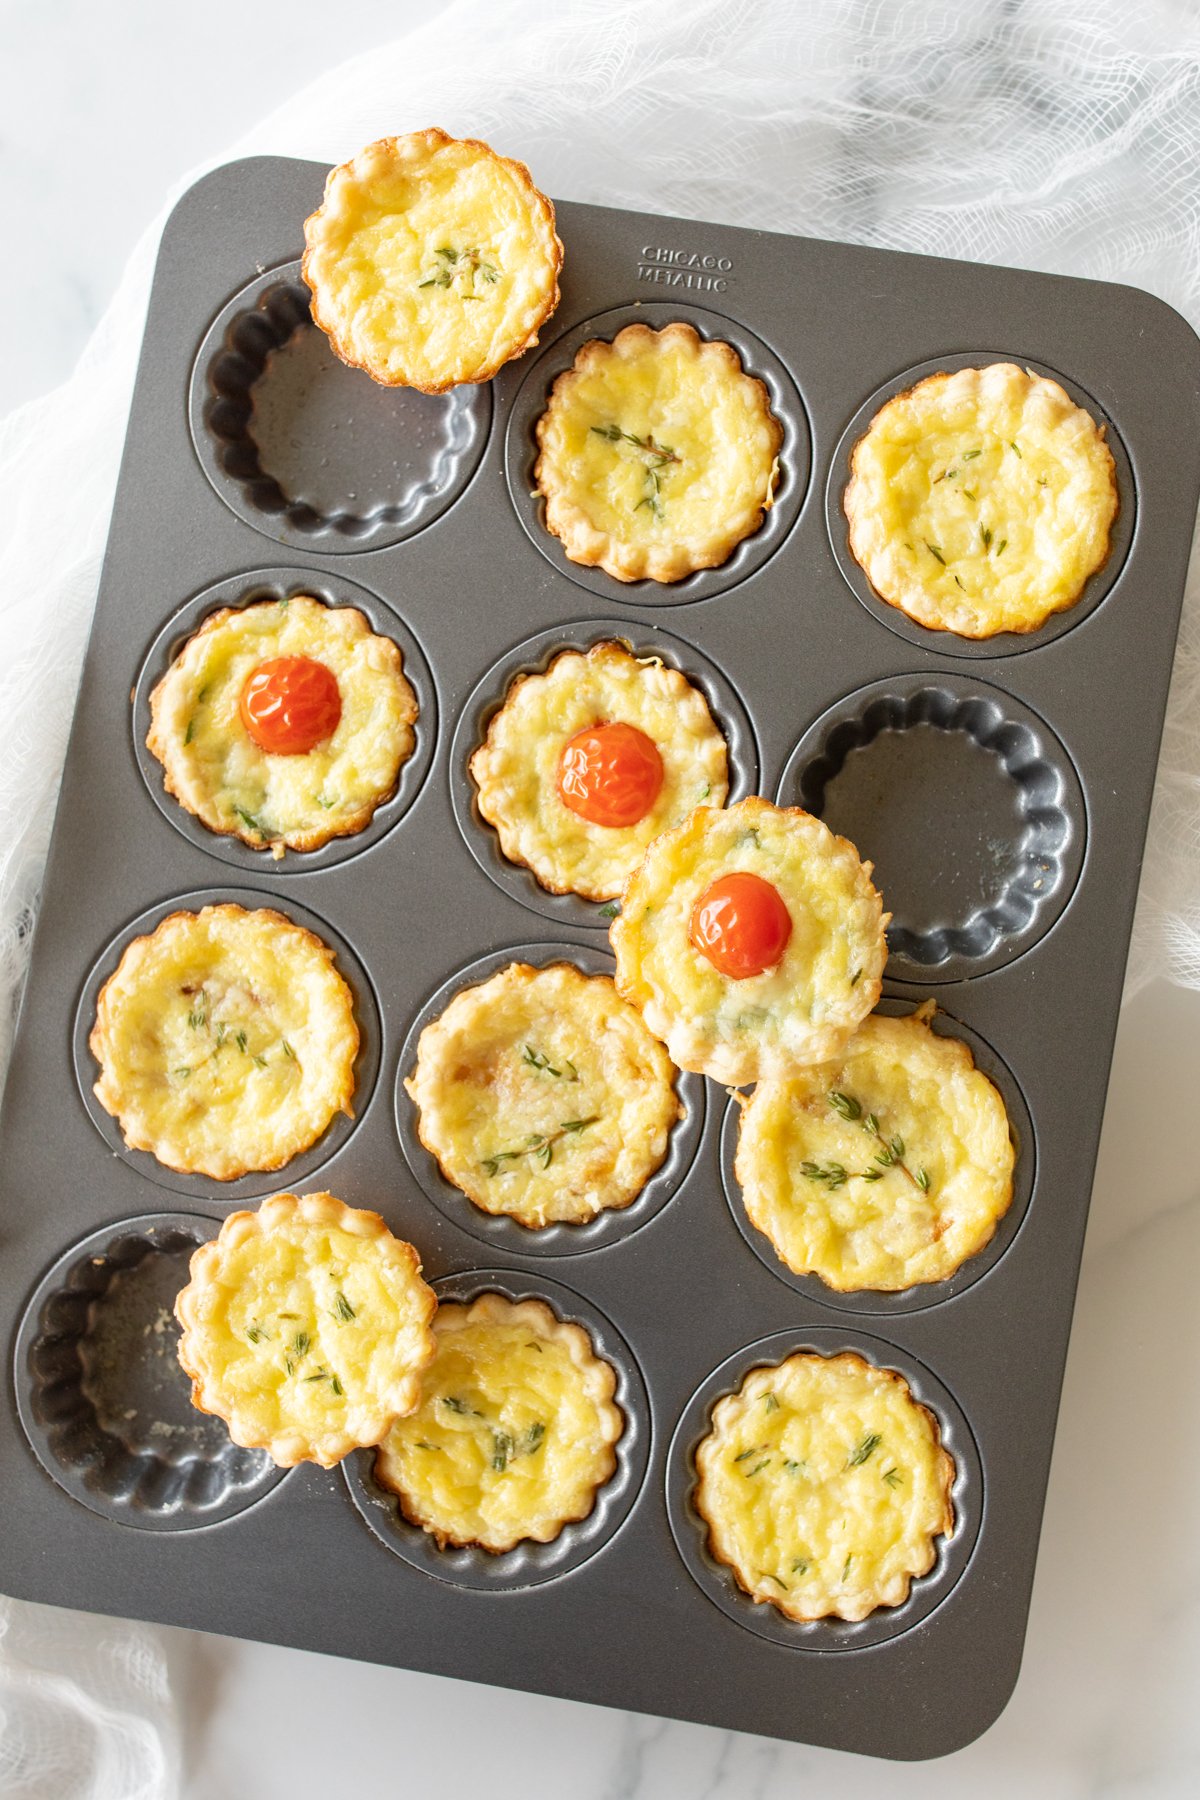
[{"xmin": 5, "ymin": 3, "xmax": 1199, "ymax": 1792}]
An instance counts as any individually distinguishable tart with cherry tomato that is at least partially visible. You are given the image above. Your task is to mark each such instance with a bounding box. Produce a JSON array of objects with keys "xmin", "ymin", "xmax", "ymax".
[
  {"xmin": 147, "ymin": 593, "xmax": 417, "ymax": 858},
  {"xmin": 469, "ymin": 640, "xmax": 728, "ymax": 902},
  {"xmin": 610, "ymin": 796, "xmax": 888, "ymax": 1083}
]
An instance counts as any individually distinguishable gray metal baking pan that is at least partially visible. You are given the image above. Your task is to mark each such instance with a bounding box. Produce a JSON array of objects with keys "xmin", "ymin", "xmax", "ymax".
[{"xmin": 2, "ymin": 154, "xmax": 1198, "ymax": 1762}]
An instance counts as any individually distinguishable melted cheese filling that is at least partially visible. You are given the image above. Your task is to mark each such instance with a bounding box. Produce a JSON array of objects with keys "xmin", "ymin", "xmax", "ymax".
[
  {"xmin": 148, "ymin": 596, "xmax": 416, "ymax": 855},
  {"xmin": 405, "ymin": 962, "xmax": 680, "ymax": 1227},
  {"xmin": 846, "ymin": 364, "xmax": 1116, "ymax": 635},
  {"xmin": 91, "ymin": 907, "xmax": 357, "ymax": 1179},
  {"xmin": 376, "ymin": 1298, "xmax": 621, "ymax": 1550},
  {"xmin": 696, "ymin": 1354, "xmax": 953, "ymax": 1622},
  {"xmin": 305, "ymin": 136, "xmax": 559, "ymax": 388},
  {"xmin": 470, "ymin": 643, "xmax": 729, "ymax": 900},
  {"xmin": 737, "ymin": 1008, "xmax": 1015, "ymax": 1290},
  {"xmin": 537, "ymin": 326, "xmax": 778, "ymax": 552}
]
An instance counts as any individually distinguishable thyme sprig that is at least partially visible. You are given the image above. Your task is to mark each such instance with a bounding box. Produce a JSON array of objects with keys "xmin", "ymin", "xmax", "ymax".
[
  {"xmin": 827, "ymin": 1091, "xmax": 932, "ymax": 1194},
  {"xmin": 845, "ymin": 1431, "xmax": 882, "ymax": 1469},
  {"xmin": 441, "ymin": 1395, "xmax": 484, "ymax": 1418},
  {"xmin": 521, "ymin": 1044, "xmax": 579, "ymax": 1081},
  {"xmin": 590, "ymin": 423, "xmax": 682, "ymax": 521},
  {"xmin": 491, "ymin": 1420, "xmax": 546, "ymax": 1471},
  {"xmin": 481, "ymin": 1116, "xmax": 599, "ymax": 1177},
  {"xmin": 417, "ymin": 244, "xmax": 501, "ymax": 296}
]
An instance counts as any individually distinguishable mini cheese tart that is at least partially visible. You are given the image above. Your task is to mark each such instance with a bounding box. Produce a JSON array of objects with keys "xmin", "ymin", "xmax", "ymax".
[
  {"xmin": 302, "ymin": 129, "xmax": 562, "ymax": 393},
  {"xmin": 469, "ymin": 640, "xmax": 729, "ymax": 902},
  {"xmin": 404, "ymin": 960, "xmax": 680, "ymax": 1228},
  {"xmin": 843, "ymin": 363, "xmax": 1117, "ymax": 638},
  {"xmin": 146, "ymin": 594, "xmax": 418, "ymax": 859},
  {"xmin": 174, "ymin": 1192, "xmax": 436, "ymax": 1469},
  {"xmin": 694, "ymin": 1351, "xmax": 954, "ymax": 1623},
  {"xmin": 734, "ymin": 1005, "xmax": 1015, "ymax": 1292},
  {"xmin": 374, "ymin": 1293, "xmax": 622, "ymax": 1551},
  {"xmin": 534, "ymin": 323, "xmax": 783, "ymax": 583},
  {"xmin": 89, "ymin": 904, "xmax": 358, "ymax": 1180},
  {"xmin": 611, "ymin": 796, "xmax": 888, "ymax": 1084}
]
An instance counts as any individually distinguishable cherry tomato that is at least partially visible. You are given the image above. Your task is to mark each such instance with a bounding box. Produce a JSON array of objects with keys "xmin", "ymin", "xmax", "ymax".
[
  {"xmin": 239, "ymin": 656, "xmax": 342, "ymax": 755},
  {"xmin": 689, "ymin": 871, "xmax": 793, "ymax": 979},
  {"xmin": 556, "ymin": 721, "xmax": 664, "ymax": 828}
]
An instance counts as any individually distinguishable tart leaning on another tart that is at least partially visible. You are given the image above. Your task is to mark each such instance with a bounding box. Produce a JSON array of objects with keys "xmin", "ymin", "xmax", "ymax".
[
  {"xmin": 611, "ymin": 796, "xmax": 888, "ymax": 1084},
  {"xmin": 470, "ymin": 640, "xmax": 729, "ymax": 902},
  {"xmin": 735, "ymin": 1004, "xmax": 1016, "ymax": 1292},
  {"xmin": 302, "ymin": 128, "xmax": 563, "ymax": 393},
  {"xmin": 843, "ymin": 362, "xmax": 1117, "ymax": 637},
  {"xmin": 175, "ymin": 1192, "xmax": 436, "ymax": 1469},
  {"xmin": 147, "ymin": 593, "xmax": 418, "ymax": 858},
  {"xmin": 89, "ymin": 903, "xmax": 358, "ymax": 1180},
  {"xmin": 404, "ymin": 960, "xmax": 680, "ymax": 1228},
  {"xmin": 374, "ymin": 1293, "xmax": 622, "ymax": 1551},
  {"xmin": 694, "ymin": 1351, "xmax": 954, "ymax": 1622},
  {"xmin": 535, "ymin": 323, "xmax": 782, "ymax": 583}
]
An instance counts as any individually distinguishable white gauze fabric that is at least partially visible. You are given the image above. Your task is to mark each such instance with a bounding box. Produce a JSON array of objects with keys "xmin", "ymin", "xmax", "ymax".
[{"xmin": 3, "ymin": 1, "xmax": 1200, "ymax": 1793}]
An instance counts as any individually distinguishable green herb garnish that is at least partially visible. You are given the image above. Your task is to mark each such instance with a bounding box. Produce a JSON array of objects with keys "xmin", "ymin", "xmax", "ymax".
[
  {"xmin": 590, "ymin": 422, "xmax": 682, "ymax": 521},
  {"xmin": 332, "ymin": 1292, "xmax": 355, "ymax": 1322},
  {"xmin": 522, "ymin": 1044, "xmax": 577, "ymax": 1080},
  {"xmin": 846, "ymin": 1432, "xmax": 882, "ymax": 1468},
  {"xmin": 418, "ymin": 244, "xmax": 501, "ymax": 295},
  {"xmin": 800, "ymin": 1159, "xmax": 849, "ymax": 1191},
  {"xmin": 882, "ymin": 1466, "xmax": 902, "ymax": 1489},
  {"xmin": 441, "ymin": 1395, "xmax": 483, "ymax": 1417},
  {"xmin": 481, "ymin": 1116, "xmax": 599, "ymax": 1177},
  {"xmin": 825, "ymin": 1091, "xmax": 933, "ymax": 1196}
]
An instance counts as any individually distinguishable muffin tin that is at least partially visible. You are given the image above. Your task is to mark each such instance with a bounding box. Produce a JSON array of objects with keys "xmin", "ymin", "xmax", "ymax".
[{"xmin": 1, "ymin": 154, "xmax": 1198, "ymax": 1762}]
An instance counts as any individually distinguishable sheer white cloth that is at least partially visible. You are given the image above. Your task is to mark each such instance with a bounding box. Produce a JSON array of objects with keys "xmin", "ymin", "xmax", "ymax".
[{"xmin": 3, "ymin": 1, "xmax": 1200, "ymax": 1792}]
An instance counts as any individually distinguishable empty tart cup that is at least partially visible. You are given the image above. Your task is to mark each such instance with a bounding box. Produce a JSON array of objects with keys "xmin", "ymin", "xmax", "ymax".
[
  {"xmin": 694, "ymin": 1349, "xmax": 954, "ymax": 1623},
  {"xmin": 88, "ymin": 903, "xmax": 358, "ymax": 1181},
  {"xmin": 404, "ymin": 959, "xmax": 680, "ymax": 1229},
  {"xmin": 469, "ymin": 639, "xmax": 730, "ymax": 903},
  {"xmin": 843, "ymin": 362, "xmax": 1117, "ymax": 638},
  {"xmin": 733, "ymin": 1002, "xmax": 1016, "ymax": 1293},
  {"xmin": 302, "ymin": 128, "xmax": 563, "ymax": 394},
  {"xmin": 533, "ymin": 322, "xmax": 783, "ymax": 583},
  {"xmin": 174, "ymin": 1192, "xmax": 436, "ymax": 1469},
  {"xmin": 146, "ymin": 592, "xmax": 418, "ymax": 859},
  {"xmin": 611, "ymin": 795, "xmax": 888, "ymax": 1084},
  {"xmin": 373, "ymin": 1292, "xmax": 622, "ymax": 1551}
]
